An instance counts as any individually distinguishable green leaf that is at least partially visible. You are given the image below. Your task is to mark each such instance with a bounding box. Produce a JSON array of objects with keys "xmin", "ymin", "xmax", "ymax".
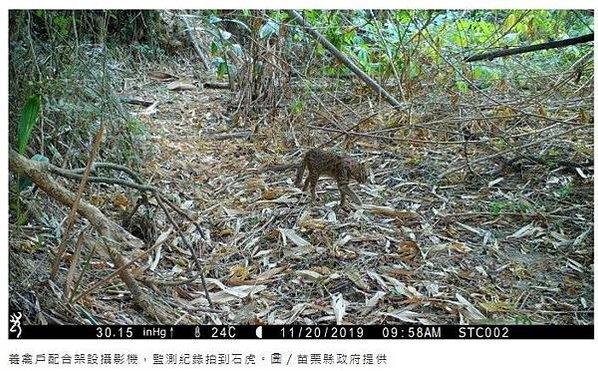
[
  {"xmin": 472, "ymin": 66, "xmax": 483, "ymax": 79},
  {"xmin": 408, "ymin": 63, "xmax": 420, "ymax": 78},
  {"xmin": 259, "ymin": 19, "xmax": 279, "ymax": 39},
  {"xmin": 31, "ymin": 154, "xmax": 49, "ymax": 163},
  {"xmin": 291, "ymin": 100, "xmax": 304, "ymax": 115},
  {"xmin": 52, "ymin": 15, "xmax": 70, "ymax": 37},
  {"xmin": 219, "ymin": 29, "xmax": 232, "ymax": 40},
  {"xmin": 18, "ymin": 177, "xmax": 32, "ymax": 191},
  {"xmin": 455, "ymin": 80, "xmax": 469, "ymax": 93},
  {"xmin": 212, "ymin": 56, "xmax": 225, "ymax": 66},
  {"xmin": 17, "ymin": 95, "xmax": 41, "ymax": 155},
  {"xmin": 210, "ymin": 41, "xmax": 219, "ymax": 55},
  {"xmin": 231, "ymin": 44, "xmax": 243, "ymax": 57},
  {"xmin": 208, "ymin": 15, "xmax": 222, "ymax": 24},
  {"xmin": 216, "ymin": 60, "xmax": 228, "ymax": 78},
  {"xmin": 271, "ymin": 11, "xmax": 289, "ymax": 21}
]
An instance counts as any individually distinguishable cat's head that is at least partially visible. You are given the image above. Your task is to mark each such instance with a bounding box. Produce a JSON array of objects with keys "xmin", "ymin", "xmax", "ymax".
[{"xmin": 348, "ymin": 160, "xmax": 369, "ymax": 184}]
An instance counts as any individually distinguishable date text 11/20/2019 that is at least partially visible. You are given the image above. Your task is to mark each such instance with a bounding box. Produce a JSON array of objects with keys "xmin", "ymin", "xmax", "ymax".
[{"xmin": 279, "ymin": 326, "xmax": 445, "ymax": 339}]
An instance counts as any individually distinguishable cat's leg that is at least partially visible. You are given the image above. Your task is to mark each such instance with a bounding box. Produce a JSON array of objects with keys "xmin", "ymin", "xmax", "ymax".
[
  {"xmin": 302, "ymin": 172, "xmax": 310, "ymax": 191},
  {"xmin": 308, "ymin": 173, "xmax": 320, "ymax": 201},
  {"xmin": 294, "ymin": 160, "xmax": 306, "ymax": 187},
  {"xmin": 339, "ymin": 187, "xmax": 347, "ymax": 208},
  {"xmin": 338, "ymin": 183, "xmax": 361, "ymax": 206}
]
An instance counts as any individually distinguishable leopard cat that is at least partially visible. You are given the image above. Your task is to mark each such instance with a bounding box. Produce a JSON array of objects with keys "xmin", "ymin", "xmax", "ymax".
[{"xmin": 294, "ymin": 149, "xmax": 368, "ymax": 207}]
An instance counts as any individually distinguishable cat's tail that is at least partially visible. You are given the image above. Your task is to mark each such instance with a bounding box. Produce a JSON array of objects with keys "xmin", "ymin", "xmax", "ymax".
[{"xmin": 294, "ymin": 157, "xmax": 306, "ymax": 187}]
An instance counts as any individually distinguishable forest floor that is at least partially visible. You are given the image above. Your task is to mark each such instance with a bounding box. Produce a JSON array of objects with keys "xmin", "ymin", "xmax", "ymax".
[{"xmin": 10, "ymin": 59, "xmax": 594, "ymax": 326}]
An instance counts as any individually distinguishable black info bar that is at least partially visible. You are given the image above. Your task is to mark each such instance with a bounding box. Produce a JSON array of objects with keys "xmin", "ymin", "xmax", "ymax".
[{"xmin": 9, "ymin": 325, "xmax": 593, "ymax": 340}]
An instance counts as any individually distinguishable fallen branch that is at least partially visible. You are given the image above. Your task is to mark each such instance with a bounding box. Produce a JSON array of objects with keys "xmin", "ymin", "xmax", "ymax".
[
  {"xmin": 506, "ymin": 154, "xmax": 593, "ymax": 175},
  {"xmin": 9, "ymin": 150, "xmax": 144, "ymax": 251},
  {"xmin": 49, "ymin": 165, "xmax": 157, "ymax": 192},
  {"xmin": 63, "ymin": 227, "xmax": 89, "ymax": 299},
  {"xmin": 8, "ymin": 150, "xmax": 167, "ymax": 318},
  {"xmin": 180, "ymin": 12, "xmax": 211, "ymax": 71},
  {"xmin": 70, "ymin": 162, "xmax": 143, "ymax": 181},
  {"xmin": 464, "ymin": 33, "xmax": 594, "ymax": 62},
  {"xmin": 119, "ymin": 96, "xmax": 155, "ymax": 107},
  {"xmin": 258, "ymin": 163, "xmax": 300, "ymax": 172},
  {"xmin": 10, "ymin": 150, "xmax": 214, "ymax": 309},
  {"xmin": 307, "ymin": 125, "xmax": 479, "ymax": 145},
  {"xmin": 203, "ymin": 81, "xmax": 230, "ymax": 89},
  {"xmin": 288, "ymin": 10, "xmax": 404, "ymax": 109},
  {"xmin": 104, "ymin": 241, "xmax": 162, "ymax": 321},
  {"xmin": 155, "ymin": 194, "xmax": 213, "ymax": 308},
  {"xmin": 207, "ymin": 131, "xmax": 252, "ymax": 140}
]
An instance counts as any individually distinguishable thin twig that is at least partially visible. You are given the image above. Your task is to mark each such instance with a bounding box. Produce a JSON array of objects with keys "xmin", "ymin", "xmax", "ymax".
[
  {"xmin": 70, "ymin": 162, "xmax": 144, "ymax": 184},
  {"xmin": 308, "ymin": 125, "xmax": 480, "ymax": 145},
  {"xmin": 50, "ymin": 122, "xmax": 105, "ymax": 280},
  {"xmin": 438, "ymin": 125, "xmax": 591, "ymax": 179},
  {"xmin": 70, "ymin": 229, "xmax": 172, "ymax": 304},
  {"xmin": 155, "ymin": 194, "xmax": 213, "ymax": 308},
  {"xmin": 63, "ymin": 226, "xmax": 89, "ymax": 299},
  {"xmin": 48, "ymin": 165, "xmax": 156, "ymax": 192}
]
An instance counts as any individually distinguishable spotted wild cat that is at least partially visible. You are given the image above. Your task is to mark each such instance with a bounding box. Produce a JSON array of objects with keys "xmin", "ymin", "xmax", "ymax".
[{"xmin": 295, "ymin": 149, "xmax": 368, "ymax": 207}]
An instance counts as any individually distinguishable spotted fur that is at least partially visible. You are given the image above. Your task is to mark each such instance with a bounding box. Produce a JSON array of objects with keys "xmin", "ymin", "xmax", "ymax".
[{"xmin": 295, "ymin": 149, "xmax": 368, "ymax": 206}]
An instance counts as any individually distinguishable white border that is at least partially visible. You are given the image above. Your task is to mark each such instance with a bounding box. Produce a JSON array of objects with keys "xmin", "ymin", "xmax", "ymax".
[{"xmin": 2, "ymin": 2, "xmax": 597, "ymax": 371}]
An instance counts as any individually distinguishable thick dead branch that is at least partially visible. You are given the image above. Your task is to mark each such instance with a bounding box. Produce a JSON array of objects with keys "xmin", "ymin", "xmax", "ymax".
[
  {"xmin": 119, "ymin": 96, "xmax": 155, "ymax": 107},
  {"xmin": 288, "ymin": 10, "xmax": 404, "ymax": 109},
  {"xmin": 9, "ymin": 150, "xmax": 145, "ymax": 251},
  {"xmin": 307, "ymin": 125, "xmax": 477, "ymax": 145},
  {"xmin": 10, "ymin": 151, "xmax": 193, "ymax": 318},
  {"xmin": 203, "ymin": 81, "xmax": 231, "ymax": 89},
  {"xmin": 506, "ymin": 154, "xmax": 594, "ymax": 174},
  {"xmin": 465, "ymin": 33, "xmax": 594, "ymax": 62},
  {"xmin": 104, "ymin": 242, "xmax": 162, "ymax": 321},
  {"xmin": 259, "ymin": 163, "xmax": 300, "ymax": 172},
  {"xmin": 70, "ymin": 162, "xmax": 144, "ymax": 184},
  {"xmin": 207, "ymin": 131, "xmax": 252, "ymax": 140},
  {"xmin": 13, "ymin": 150, "xmax": 215, "ymax": 309},
  {"xmin": 180, "ymin": 13, "xmax": 211, "ymax": 71},
  {"xmin": 155, "ymin": 194, "xmax": 213, "ymax": 308},
  {"xmin": 63, "ymin": 227, "xmax": 88, "ymax": 299},
  {"xmin": 49, "ymin": 165, "xmax": 157, "ymax": 192}
]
